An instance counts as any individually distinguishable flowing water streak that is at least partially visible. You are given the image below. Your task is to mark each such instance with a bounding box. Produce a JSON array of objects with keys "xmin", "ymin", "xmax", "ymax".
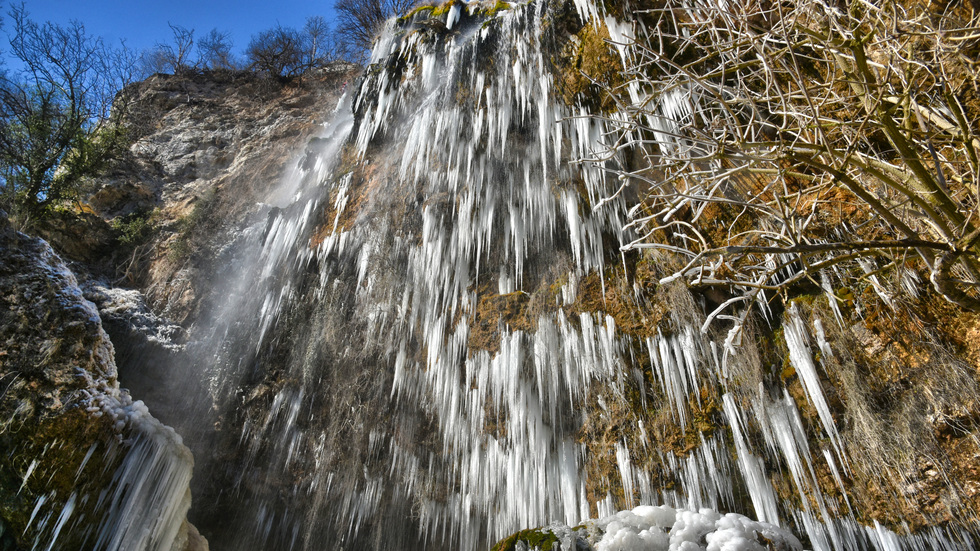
[{"xmin": 22, "ymin": 387, "xmax": 193, "ymax": 551}]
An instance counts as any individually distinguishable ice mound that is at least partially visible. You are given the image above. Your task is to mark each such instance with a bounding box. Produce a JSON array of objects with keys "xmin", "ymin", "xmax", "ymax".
[
  {"xmin": 592, "ymin": 505, "xmax": 802, "ymax": 551},
  {"xmin": 498, "ymin": 505, "xmax": 803, "ymax": 551}
]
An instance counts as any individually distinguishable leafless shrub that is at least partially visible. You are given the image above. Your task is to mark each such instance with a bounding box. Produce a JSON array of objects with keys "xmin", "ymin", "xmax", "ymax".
[
  {"xmin": 334, "ymin": 0, "xmax": 418, "ymax": 62},
  {"xmin": 246, "ymin": 18, "xmax": 339, "ymax": 79},
  {"xmin": 198, "ymin": 28, "xmax": 237, "ymax": 71},
  {"xmin": 144, "ymin": 23, "xmax": 197, "ymax": 75}
]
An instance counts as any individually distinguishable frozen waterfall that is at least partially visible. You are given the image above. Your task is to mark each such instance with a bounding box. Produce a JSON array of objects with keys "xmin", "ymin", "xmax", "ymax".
[{"xmin": 143, "ymin": 1, "xmax": 980, "ymax": 550}]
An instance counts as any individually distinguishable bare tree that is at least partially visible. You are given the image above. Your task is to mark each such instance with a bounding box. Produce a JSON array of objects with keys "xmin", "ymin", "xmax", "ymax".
[
  {"xmin": 303, "ymin": 16, "xmax": 334, "ymax": 68},
  {"xmin": 0, "ymin": 4, "xmax": 132, "ymax": 225},
  {"xmin": 137, "ymin": 47, "xmax": 169, "ymax": 76},
  {"xmin": 198, "ymin": 28, "xmax": 236, "ymax": 71},
  {"xmin": 246, "ymin": 25, "xmax": 306, "ymax": 79},
  {"xmin": 145, "ymin": 23, "xmax": 196, "ymax": 74},
  {"xmin": 246, "ymin": 18, "xmax": 338, "ymax": 79},
  {"xmin": 585, "ymin": 0, "xmax": 980, "ymax": 350},
  {"xmin": 334, "ymin": 0, "xmax": 418, "ymax": 62}
]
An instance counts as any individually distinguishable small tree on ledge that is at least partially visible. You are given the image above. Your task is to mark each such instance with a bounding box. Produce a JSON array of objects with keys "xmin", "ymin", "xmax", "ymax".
[{"xmin": 0, "ymin": 5, "xmax": 133, "ymax": 229}]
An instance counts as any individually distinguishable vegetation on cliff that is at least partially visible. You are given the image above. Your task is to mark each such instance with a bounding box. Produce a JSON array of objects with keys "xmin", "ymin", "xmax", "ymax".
[
  {"xmin": 565, "ymin": 0, "xmax": 980, "ymax": 539},
  {"xmin": 0, "ymin": 6, "xmax": 134, "ymax": 228},
  {"xmin": 593, "ymin": 0, "xmax": 980, "ymax": 337}
]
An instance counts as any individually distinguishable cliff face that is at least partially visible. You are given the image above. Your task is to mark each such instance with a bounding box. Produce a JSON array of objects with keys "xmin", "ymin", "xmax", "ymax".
[
  {"xmin": 4, "ymin": 1, "xmax": 980, "ymax": 549},
  {"xmin": 0, "ymin": 213, "xmax": 198, "ymax": 551},
  {"xmin": 58, "ymin": 67, "xmax": 356, "ymax": 434},
  {"xmin": 70, "ymin": 66, "xmax": 356, "ymax": 324},
  {"xmin": 0, "ymin": 66, "xmax": 356, "ymax": 550},
  {"xmin": 182, "ymin": 1, "xmax": 978, "ymax": 548}
]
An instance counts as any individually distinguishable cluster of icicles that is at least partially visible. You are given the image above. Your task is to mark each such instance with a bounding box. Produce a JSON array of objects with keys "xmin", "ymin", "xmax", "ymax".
[
  {"xmin": 122, "ymin": 0, "xmax": 977, "ymax": 550},
  {"xmin": 22, "ymin": 366, "xmax": 193, "ymax": 551}
]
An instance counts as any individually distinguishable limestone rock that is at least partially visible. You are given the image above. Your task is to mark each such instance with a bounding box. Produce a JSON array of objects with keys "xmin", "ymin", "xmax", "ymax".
[
  {"xmin": 83, "ymin": 66, "xmax": 357, "ymax": 324},
  {"xmin": 0, "ymin": 211, "xmax": 204, "ymax": 551},
  {"xmin": 0, "ymin": 211, "xmax": 116, "ymax": 414}
]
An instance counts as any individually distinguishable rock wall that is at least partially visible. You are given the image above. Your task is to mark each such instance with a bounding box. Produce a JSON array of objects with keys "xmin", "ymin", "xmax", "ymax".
[
  {"xmin": 0, "ymin": 211, "xmax": 201, "ymax": 550},
  {"xmin": 83, "ymin": 66, "xmax": 358, "ymax": 326},
  {"xmin": 3, "ymin": 66, "xmax": 360, "ymax": 549}
]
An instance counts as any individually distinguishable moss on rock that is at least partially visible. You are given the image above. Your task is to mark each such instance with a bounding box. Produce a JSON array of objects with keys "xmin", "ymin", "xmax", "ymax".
[
  {"xmin": 491, "ymin": 527, "xmax": 562, "ymax": 551},
  {"xmin": 0, "ymin": 213, "xmax": 198, "ymax": 550}
]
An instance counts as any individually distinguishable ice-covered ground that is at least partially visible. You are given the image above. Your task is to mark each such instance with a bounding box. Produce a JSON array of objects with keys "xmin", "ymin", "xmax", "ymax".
[
  {"xmin": 594, "ymin": 506, "xmax": 801, "ymax": 551},
  {"xmin": 534, "ymin": 505, "xmax": 802, "ymax": 551}
]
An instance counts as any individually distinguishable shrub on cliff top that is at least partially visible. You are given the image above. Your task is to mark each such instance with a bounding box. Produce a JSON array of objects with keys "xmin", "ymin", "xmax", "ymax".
[
  {"xmin": 245, "ymin": 17, "xmax": 338, "ymax": 79},
  {"xmin": 0, "ymin": 5, "xmax": 135, "ymax": 229},
  {"xmin": 334, "ymin": 0, "xmax": 419, "ymax": 62}
]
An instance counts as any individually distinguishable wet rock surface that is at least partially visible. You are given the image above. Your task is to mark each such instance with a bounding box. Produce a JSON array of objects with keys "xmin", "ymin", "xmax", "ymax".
[
  {"xmin": 0, "ymin": 211, "xmax": 201, "ymax": 551},
  {"xmin": 81, "ymin": 282, "xmax": 191, "ymax": 427},
  {"xmin": 0, "ymin": 212, "xmax": 115, "ymax": 415}
]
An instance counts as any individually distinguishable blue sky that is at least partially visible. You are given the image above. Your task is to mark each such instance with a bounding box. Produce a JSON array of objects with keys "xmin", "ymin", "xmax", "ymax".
[{"xmin": 7, "ymin": 0, "xmax": 338, "ymax": 59}]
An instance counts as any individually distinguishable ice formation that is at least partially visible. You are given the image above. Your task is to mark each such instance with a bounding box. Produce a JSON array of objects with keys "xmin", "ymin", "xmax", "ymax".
[
  {"xmin": 16, "ymin": 374, "xmax": 194, "ymax": 551},
  {"xmin": 590, "ymin": 505, "xmax": 802, "ymax": 551},
  {"xmin": 8, "ymin": 241, "xmax": 193, "ymax": 551}
]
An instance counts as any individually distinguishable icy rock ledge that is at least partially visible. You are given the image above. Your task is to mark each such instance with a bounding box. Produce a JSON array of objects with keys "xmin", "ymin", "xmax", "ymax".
[
  {"xmin": 0, "ymin": 210, "xmax": 201, "ymax": 551},
  {"xmin": 492, "ymin": 505, "xmax": 802, "ymax": 551}
]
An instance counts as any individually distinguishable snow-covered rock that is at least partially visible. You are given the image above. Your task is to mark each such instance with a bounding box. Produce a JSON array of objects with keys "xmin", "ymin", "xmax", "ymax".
[{"xmin": 492, "ymin": 506, "xmax": 802, "ymax": 551}]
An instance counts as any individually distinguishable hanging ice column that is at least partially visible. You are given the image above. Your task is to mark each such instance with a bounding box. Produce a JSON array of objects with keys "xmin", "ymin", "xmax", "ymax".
[
  {"xmin": 183, "ymin": 0, "xmax": 643, "ymax": 547},
  {"xmin": 339, "ymin": 0, "xmax": 635, "ymax": 543}
]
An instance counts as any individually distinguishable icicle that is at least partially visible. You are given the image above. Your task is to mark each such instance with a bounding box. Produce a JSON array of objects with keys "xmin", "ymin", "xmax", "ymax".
[
  {"xmin": 143, "ymin": 1, "xmax": 980, "ymax": 549},
  {"xmin": 784, "ymin": 305, "xmax": 847, "ymax": 471}
]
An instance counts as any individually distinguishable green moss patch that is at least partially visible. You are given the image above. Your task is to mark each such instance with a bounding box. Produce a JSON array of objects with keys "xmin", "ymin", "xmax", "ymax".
[
  {"xmin": 0, "ymin": 407, "xmax": 122, "ymax": 549},
  {"xmin": 552, "ymin": 21, "xmax": 625, "ymax": 113},
  {"xmin": 491, "ymin": 527, "xmax": 561, "ymax": 551}
]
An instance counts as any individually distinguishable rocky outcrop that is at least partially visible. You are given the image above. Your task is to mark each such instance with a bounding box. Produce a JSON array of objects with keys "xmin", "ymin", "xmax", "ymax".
[
  {"xmin": 0, "ymin": 211, "xmax": 202, "ymax": 551},
  {"xmin": 0, "ymin": 211, "xmax": 114, "ymax": 417},
  {"xmin": 2, "ymin": 67, "xmax": 358, "ymax": 550},
  {"xmin": 81, "ymin": 282, "xmax": 190, "ymax": 425},
  {"xmin": 82, "ymin": 66, "xmax": 358, "ymax": 325},
  {"xmin": 0, "ymin": 66, "xmax": 357, "ymax": 550}
]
